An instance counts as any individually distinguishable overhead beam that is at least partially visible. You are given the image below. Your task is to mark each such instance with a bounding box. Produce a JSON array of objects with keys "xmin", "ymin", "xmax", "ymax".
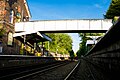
[{"xmin": 15, "ymin": 19, "xmax": 113, "ymax": 33}]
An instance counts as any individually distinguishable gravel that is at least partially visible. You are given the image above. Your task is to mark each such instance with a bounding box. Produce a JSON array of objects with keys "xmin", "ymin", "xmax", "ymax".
[
  {"xmin": 26, "ymin": 61, "xmax": 78, "ymax": 80},
  {"xmin": 69, "ymin": 59, "xmax": 110, "ymax": 80},
  {"xmin": 26, "ymin": 59, "xmax": 111, "ymax": 80}
]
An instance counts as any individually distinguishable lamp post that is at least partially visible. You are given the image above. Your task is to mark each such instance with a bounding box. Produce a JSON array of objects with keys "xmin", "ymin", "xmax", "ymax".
[
  {"xmin": 23, "ymin": 35, "xmax": 26, "ymax": 55},
  {"xmin": 0, "ymin": 42, "xmax": 3, "ymax": 54},
  {"xmin": 41, "ymin": 42, "xmax": 45, "ymax": 56},
  {"xmin": 48, "ymin": 41, "xmax": 49, "ymax": 51}
]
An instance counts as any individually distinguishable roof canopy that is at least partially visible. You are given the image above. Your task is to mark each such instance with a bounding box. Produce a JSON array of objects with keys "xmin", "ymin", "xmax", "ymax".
[{"xmin": 13, "ymin": 31, "xmax": 52, "ymax": 46}]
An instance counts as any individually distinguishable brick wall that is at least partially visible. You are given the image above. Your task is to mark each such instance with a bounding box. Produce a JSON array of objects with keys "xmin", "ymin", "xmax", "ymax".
[{"xmin": 0, "ymin": 0, "xmax": 30, "ymax": 55}]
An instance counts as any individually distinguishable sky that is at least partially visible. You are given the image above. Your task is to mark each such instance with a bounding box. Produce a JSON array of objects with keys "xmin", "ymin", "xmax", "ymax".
[{"xmin": 27, "ymin": 0, "xmax": 111, "ymax": 53}]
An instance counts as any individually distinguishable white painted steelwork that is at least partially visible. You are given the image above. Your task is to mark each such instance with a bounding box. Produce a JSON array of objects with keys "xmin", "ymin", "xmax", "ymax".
[{"xmin": 15, "ymin": 19, "xmax": 112, "ymax": 32}]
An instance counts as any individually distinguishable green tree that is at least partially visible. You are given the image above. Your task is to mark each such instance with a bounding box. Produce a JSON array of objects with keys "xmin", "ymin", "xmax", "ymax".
[
  {"xmin": 69, "ymin": 50, "xmax": 75, "ymax": 61},
  {"xmin": 78, "ymin": 33, "xmax": 87, "ymax": 56},
  {"xmin": 77, "ymin": 33, "xmax": 103, "ymax": 58},
  {"xmin": 76, "ymin": 49, "xmax": 81, "ymax": 59},
  {"xmin": 105, "ymin": 0, "xmax": 120, "ymax": 19},
  {"xmin": 45, "ymin": 33, "xmax": 73, "ymax": 55}
]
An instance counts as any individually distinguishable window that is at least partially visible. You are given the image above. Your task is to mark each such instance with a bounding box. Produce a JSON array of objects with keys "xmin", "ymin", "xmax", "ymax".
[{"xmin": 10, "ymin": 9, "xmax": 14, "ymax": 23}]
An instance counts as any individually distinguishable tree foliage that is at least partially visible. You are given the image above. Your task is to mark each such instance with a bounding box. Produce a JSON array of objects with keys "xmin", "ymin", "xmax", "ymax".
[
  {"xmin": 77, "ymin": 33, "xmax": 88, "ymax": 57},
  {"xmin": 45, "ymin": 33, "xmax": 73, "ymax": 55},
  {"xmin": 69, "ymin": 50, "xmax": 75, "ymax": 60},
  {"xmin": 105, "ymin": 0, "xmax": 120, "ymax": 19},
  {"xmin": 77, "ymin": 33, "xmax": 103, "ymax": 58}
]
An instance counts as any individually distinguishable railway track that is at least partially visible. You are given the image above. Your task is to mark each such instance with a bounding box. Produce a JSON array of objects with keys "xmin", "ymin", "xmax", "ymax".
[
  {"xmin": 64, "ymin": 60, "xmax": 80, "ymax": 80},
  {"xmin": 1, "ymin": 58, "xmax": 110, "ymax": 80},
  {"xmin": 0, "ymin": 61, "xmax": 69, "ymax": 80},
  {"xmin": 63, "ymin": 59, "xmax": 96, "ymax": 80},
  {"xmin": 25, "ymin": 61, "xmax": 78, "ymax": 80},
  {"xmin": 24, "ymin": 59, "xmax": 101, "ymax": 80},
  {"xmin": 64, "ymin": 59, "xmax": 110, "ymax": 80}
]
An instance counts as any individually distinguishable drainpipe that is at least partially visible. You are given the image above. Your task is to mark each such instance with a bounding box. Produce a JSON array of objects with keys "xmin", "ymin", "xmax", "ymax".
[
  {"xmin": 0, "ymin": 42, "xmax": 2, "ymax": 54},
  {"xmin": 42, "ymin": 42, "xmax": 44, "ymax": 56}
]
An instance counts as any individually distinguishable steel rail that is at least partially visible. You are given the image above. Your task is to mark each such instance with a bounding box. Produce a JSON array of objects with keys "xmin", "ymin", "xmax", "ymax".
[
  {"xmin": 87, "ymin": 63, "xmax": 96, "ymax": 80},
  {"xmin": 64, "ymin": 60, "xmax": 80, "ymax": 80},
  {"xmin": 0, "ymin": 61, "xmax": 68, "ymax": 80},
  {"xmin": 13, "ymin": 62, "xmax": 69, "ymax": 80},
  {"xmin": 82, "ymin": 58, "xmax": 96, "ymax": 80}
]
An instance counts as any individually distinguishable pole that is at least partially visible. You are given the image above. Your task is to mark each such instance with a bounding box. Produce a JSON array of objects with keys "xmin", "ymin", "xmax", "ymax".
[
  {"xmin": 0, "ymin": 42, "xmax": 2, "ymax": 54},
  {"xmin": 42, "ymin": 42, "xmax": 44, "ymax": 56},
  {"xmin": 23, "ymin": 35, "xmax": 26, "ymax": 55},
  {"xmin": 48, "ymin": 41, "xmax": 49, "ymax": 51}
]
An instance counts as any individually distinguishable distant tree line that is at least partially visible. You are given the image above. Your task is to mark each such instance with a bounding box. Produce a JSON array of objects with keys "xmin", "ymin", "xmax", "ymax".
[
  {"xmin": 77, "ymin": 0, "xmax": 120, "ymax": 58},
  {"xmin": 76, "ymin": 33, "xmax": 103, "ymax": 58},
  {"xmin": 44, "ymin": 33, "xmax": 74, "ymax": 58},
  {"xmin": 105, "ymin": 0, "xmax": 120, "ymax": 19}
]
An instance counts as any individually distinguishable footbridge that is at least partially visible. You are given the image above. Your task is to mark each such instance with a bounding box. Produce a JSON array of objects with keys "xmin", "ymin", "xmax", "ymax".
[{"xmin": 15, "ymin": 19, "xmax": 112, "ymax": 33}]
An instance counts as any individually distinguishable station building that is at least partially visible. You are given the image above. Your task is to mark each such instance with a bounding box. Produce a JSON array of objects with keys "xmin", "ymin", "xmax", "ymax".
[{"xmin": 0, "ymin": 0, "xmax": 51, "ymax": 55}]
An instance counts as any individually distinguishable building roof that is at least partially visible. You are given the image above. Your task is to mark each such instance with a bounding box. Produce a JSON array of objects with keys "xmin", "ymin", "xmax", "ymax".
[
  {"xmin": 13, "ymin": 31, "xmax": 52, "ymax": 46},
  {"xmin": 86, "ymin": 40, "xmax": 97, "ymax": 45}
]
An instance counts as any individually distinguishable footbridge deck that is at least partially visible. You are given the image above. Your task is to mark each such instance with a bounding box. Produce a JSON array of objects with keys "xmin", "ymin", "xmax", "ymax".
[{"xmin": 15, "ymin": 19, "xmax": 112, "ymax": 33}]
